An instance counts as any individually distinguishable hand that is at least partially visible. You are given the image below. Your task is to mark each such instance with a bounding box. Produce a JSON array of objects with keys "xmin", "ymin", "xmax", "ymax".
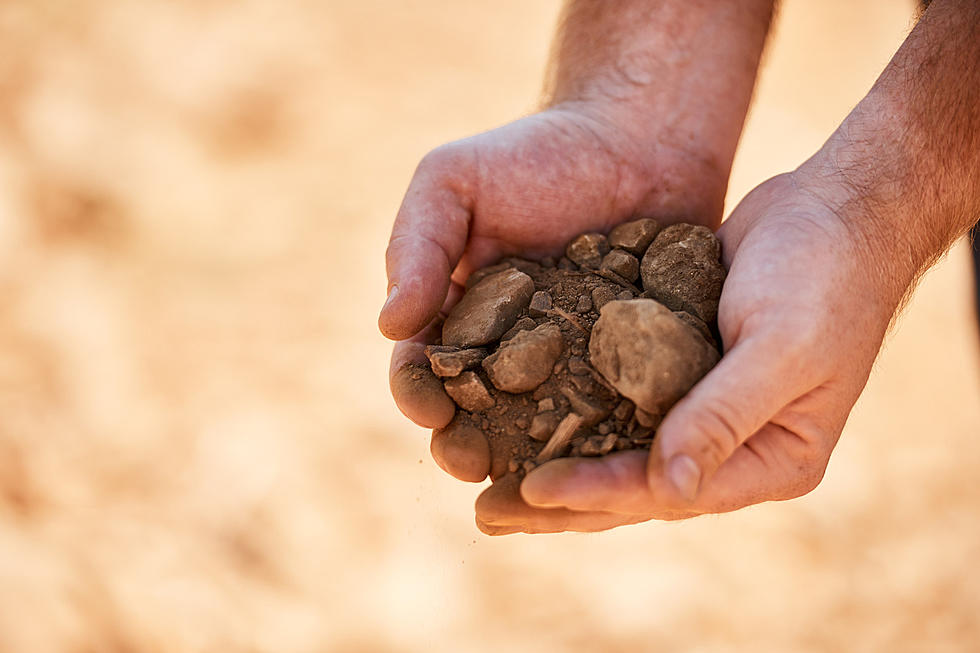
[
  {"xmin": 477, "ymin": 172, "xmax": 903, "ymax": 534},
  {"xmin": 382, "ymin": 104, "xmax": 728, "ymax": 431}
]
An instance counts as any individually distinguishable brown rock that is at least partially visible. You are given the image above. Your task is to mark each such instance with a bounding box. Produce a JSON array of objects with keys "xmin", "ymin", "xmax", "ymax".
[
  {"xmin": 600, "ymin": 249, "xmax": 640, "ymax": 282},
  {"xmin": 431, "ymin": 417, "xmax": 491, "ymax": 482},
  {"xmin": 483, "ymin": 323, "xmax": 564, "ymax": 393},
  {"xmin": 640, "ymin": 224, "xmax": 725, "ymax": 323},
  {"xmin": 591, "ymin": 285, "xmax": 617, "ymax": 311},
  {"xmin": 608, "ymin": 218, "xmax": 660, "ymax": 255},
  {"xmin": 672, "ymin": 311, "xmax": 717, "ymax": 349},
  {"xmin": 500, "ymin": 316, "xmax": 537, "ymax": 342},
  {"xmin": 425, "ymin": 346, "xmax": 488, "ymax": 377},
  {"xmin": 575, "ymin": 295, "xmax": 593, "ymax": 313},
  {"xmin": 443, "ymin": 268, "xmax": 535, "ymax": 347},
  {"xmin": 559, "ymin": 386, "xmax": 610, "ymax": 426},
  {"xmin": 589, "ymin": 299, "xmax": 720, "ymax": 418},
  {"xmin": 528, "ymin": 411, "xmax": 561, "ymax": 441},
  {"xmin": 566, "ymin": 357, "xmax": 591, "ymax": 376},
  {"xmin": 616, "ymin": 289, "xmax": 634, "ymax": 301},
  {"xmin": 565, "ymin": 233, "xmax": 610, "ymax": 269},
  {"xmin": 537, "ymin": 397, "xmax": 555, "ymax": 412},
  {"xmin": 443, "ymin": 371, "xmax": 495, "ymax": 412},
  {"xmin": 529, "ymin": 290, "xmax": 553, "ymax": 317}
]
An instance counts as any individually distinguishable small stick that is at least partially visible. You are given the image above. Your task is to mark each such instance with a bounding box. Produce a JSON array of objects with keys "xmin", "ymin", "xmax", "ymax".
[
  {"xmin": 536, "ymin": 413, "xmax": 584, "ymax": 463},
  {"xmin": 547, "ymin": 307, "xmax": 587, "ymax": 333}
]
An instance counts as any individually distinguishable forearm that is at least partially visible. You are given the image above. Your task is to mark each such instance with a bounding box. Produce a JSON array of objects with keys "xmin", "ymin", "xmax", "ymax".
[
  {"xmin": 797, "ymin": 0, "xmax": 980, "ymax": 308},
  {"xmin": 544, "ymin": 0, "xmax": 775, "ymax": 192}
]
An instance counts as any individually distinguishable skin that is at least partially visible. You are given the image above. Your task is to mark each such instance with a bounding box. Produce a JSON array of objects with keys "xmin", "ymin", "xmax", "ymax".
[{"xmin": 381, "ymin": 0, "xmax": 980, "ymax": 534}]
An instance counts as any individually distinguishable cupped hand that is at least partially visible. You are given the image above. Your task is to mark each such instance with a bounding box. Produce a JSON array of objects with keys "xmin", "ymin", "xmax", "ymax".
[
  {"xmin": 382, "ymin": 104, "xmax": 727, "ymax": 432},
  {"xmin": 477, "ymin": 172, "xmax": 904, "ymax": 534}
]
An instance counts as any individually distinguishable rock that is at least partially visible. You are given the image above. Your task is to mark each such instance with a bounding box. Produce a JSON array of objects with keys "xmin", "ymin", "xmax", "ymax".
[
  {"xmin": 529, "ymin": 290, "xmax": 553, "ymax": 317},
  {"xmin": 565, "ymin": 233, "xmax": 610, "ymax": 269},
  {"xmin": 443, "ymin": 371, "xmax": 495, "ymax": 412},
  {"xmin": 612, "ymin": 398, "xmax": 635, "ymax": 422},
  {"xmin": 425, "ymin": 346, "xmax": 488, "ymax": 377},
  {"xmin": 588, "ymin": 299, "xmax": 720, "ymax": 418},
  {"xmin": 616, "ymin": 289, "xmax": 634, "ymax": 301},
  {"xmin": 566, "ymin": 357, "xmax": 591, "ymax": 376},
  {"xmin": 465, "ymin": 262, "xmax": 513, "ymax": 289},
  {"xmin": 501, "ymin": 316, "xmax": 537, "ymax": 342},
  {"xmin": 608, "ymin": 218, "xmax": 660, "ymax": 255},
  {"xmin": 431, "ymin": 417, "xmax": 491, "ymax": 482},
  {"xmin": 559, "ymin": 385, "xmax": 610, "ymax": 426},
  {"xmin": 483, "ymin": 323, "xmax": 564, "ymax": 393},
  {"xmin": 537, "ymin": 397, "xmax": 555, "ymax": 412},
  {"xmin": 443, "ymin": 268, "xmax": 535, "ymax": 347},
  {"xmin": 672, "ymin": 311, "xmax": 716, "ymax": 349},
  {"xmin": 528, "ymin": 411, "xmax": 561, "ymax": 441},
  {"xmin": 640, "ymin": 224, "xmax": 725, "ymax": 324},
  {"xmin": 600, "ymin": 249, "xmax": 640, "ymax": 282},
  {"xmin": 591, "ymin": 285, "xmax": 617, "ymax": 311},
  {"xmin": 557, "ymin": 257, "xmax": 576, "ymax": 270},
  {"xmin": 575, "ymin": 295, "xmax": 593, "ymax": 313}
]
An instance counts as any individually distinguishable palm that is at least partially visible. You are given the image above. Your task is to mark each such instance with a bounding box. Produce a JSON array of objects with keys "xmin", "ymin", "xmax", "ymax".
[{"xmin": 440, "ymin": 109, "xmax": 720, "ymax": 283}]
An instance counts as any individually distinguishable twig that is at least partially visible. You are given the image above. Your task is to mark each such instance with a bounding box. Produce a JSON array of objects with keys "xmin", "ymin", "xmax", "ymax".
[
  {"xmin": 536, "ymin": 413, "xmax": 584, "ymax": 463},
  {"xmin": 547, "ymin": 307, "xmax": 587, "ymax": 333}
]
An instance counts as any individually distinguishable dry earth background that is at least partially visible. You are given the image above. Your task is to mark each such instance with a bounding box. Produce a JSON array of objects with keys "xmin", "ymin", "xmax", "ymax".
[{"xmin": 0, "ymin": 1, "xmax": 978, "ymax": 651}]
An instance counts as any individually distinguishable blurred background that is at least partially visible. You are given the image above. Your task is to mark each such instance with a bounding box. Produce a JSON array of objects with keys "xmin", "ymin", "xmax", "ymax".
[{"xmin": 0, "ymin": 0, "xmax": 977, "ymax": 651}]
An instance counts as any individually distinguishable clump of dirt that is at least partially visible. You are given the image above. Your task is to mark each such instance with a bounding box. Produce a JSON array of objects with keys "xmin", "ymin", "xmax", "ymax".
[{"xmin": 425, "ymin": 219, "xmax": 726, "ymax": 484}]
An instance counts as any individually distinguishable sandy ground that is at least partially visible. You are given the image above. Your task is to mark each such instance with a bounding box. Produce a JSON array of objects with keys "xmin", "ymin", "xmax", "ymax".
[{"xmin": 0, "ymin": 1, "xmax": 978, "ymax": 651}]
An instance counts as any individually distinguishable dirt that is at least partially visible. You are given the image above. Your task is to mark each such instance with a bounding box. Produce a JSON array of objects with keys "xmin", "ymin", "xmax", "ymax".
[{"xmin": 425, "ymin": 220, "xmax": 726, "ymax": 484}]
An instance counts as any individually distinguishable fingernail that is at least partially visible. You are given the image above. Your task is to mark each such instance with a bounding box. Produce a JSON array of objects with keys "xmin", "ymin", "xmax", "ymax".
[
  {"xmin": 381, "ymin": 284, "xmax": 398, "ymax": 314},
  {"xmin": 666, "ymin": 455, "xmax": 701, "ymax": 502}
]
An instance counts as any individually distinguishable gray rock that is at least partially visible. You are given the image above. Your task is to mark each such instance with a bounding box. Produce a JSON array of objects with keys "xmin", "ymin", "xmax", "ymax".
[
  {"xmin": 608, "ymin": 218, "xmax": 660, "ymax": 255},
  {"xmin": 575, "ymin": 295, "xmax": 593, "ymax": 313},
  {"xmin": 565, "ymin": 233, "xmax": 610, "ymax": 269},
  {"xmin": 640, "ymin": 224, "xmax": 725, "ymax": 324},
  {"xmin": 443, "ymin": 371, "xmax": 495, "ymax": 412},
  {"xmin": 425, "ymin": 346, "xmax": 488, "ymax": 378},
  {"xmin": 443, "ymin": 268, "xmax": 535, "ymax": 347},
  {"xmin": 529, "ymin": 290, "xmax": 553, "ymax": 317},
  {"xmin": 482, "ymin": 323, "xmax": 564, "ymax": 393},
  {"xmin": 589, "ymin": 299, "xmax": 720, "ymax": 418},
  {"xmin": 600, "ymin": 249, "xmax": 640, "ymax": 282}
]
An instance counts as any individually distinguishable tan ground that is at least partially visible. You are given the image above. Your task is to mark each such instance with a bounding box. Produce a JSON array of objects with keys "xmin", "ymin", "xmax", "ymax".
[{"xmin": 0, "ymin": 1, "xmax": 978, "ymax": 651}]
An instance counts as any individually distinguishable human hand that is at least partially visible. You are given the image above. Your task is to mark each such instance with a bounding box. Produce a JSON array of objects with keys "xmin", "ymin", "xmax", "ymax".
[
  {"xmin": 476, "ymin": 172, "xmax": 905, "ymax": 534},
  {"xmin": 382, "ymin": 104, "xmax": 728, "ymax": 432}
]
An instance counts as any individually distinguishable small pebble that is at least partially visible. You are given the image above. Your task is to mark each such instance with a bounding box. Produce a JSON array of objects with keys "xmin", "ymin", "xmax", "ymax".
[
  {"xmin": 575, "ymin": 295, "xmax": 593, "ymax": 313},
  {"xmin": 565, "ymin": 233, "xmax": 610, "ymax": 269}
]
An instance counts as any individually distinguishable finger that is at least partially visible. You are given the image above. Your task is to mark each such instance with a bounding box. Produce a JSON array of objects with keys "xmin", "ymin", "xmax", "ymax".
[
  {"xmin": 474, "ymin": 474, "xmax": 653, "ymax": 535},
  {"xmin": 521, "ymin": 451, "xmax": 701, "ymax": 519},
  {"xmin": 430, "ymin": 416, "xmax": 491, "ymax": 483},
  {"xmin": 522, "ymin": 425, "xmax": 824, "ymax": 515},
  {"xmin": 379, "ymin": 150, "xmax": 473, "ymax": 341},
  {"xmin": 389, "ymin": 284, "xmax": 465, "ymax": 429},
  {"xmin": 650, "ymin": 332, "xmax": 816, "ymax": 503}
]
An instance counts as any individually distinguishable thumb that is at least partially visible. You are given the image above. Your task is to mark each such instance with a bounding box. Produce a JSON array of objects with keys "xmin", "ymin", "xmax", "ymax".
[
  {"xmin": 651, "ymin": 332, "xmax": 813, "ymax": 503},
  {"xmin": 379, "ymin": 149, "xmax": 472, "ymax": 341}
]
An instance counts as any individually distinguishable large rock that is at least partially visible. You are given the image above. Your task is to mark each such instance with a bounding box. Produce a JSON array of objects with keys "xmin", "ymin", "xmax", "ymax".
[
  {"xmin": 640, "ymin": 224, "xmax": 725, "ymax": 324},
  {"xmin": 443, "ymin": 268, "xmax": 535, "ymax": 347},
  {"xmin": 588, "ymin": 299, "xmax": 719, "ymax": 418},
  {"xmin": 482, "ymin": 323, "xmax": 564, "ymax": 393},
  {"xmin": 608, "ymin": 218, "xmax": 660, "ymax": 255}
]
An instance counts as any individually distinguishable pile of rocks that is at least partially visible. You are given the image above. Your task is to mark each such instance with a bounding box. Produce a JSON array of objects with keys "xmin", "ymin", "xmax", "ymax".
[{"xmin": 424, "ymin": 219, "xmax": 726, "ymax": 483}]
